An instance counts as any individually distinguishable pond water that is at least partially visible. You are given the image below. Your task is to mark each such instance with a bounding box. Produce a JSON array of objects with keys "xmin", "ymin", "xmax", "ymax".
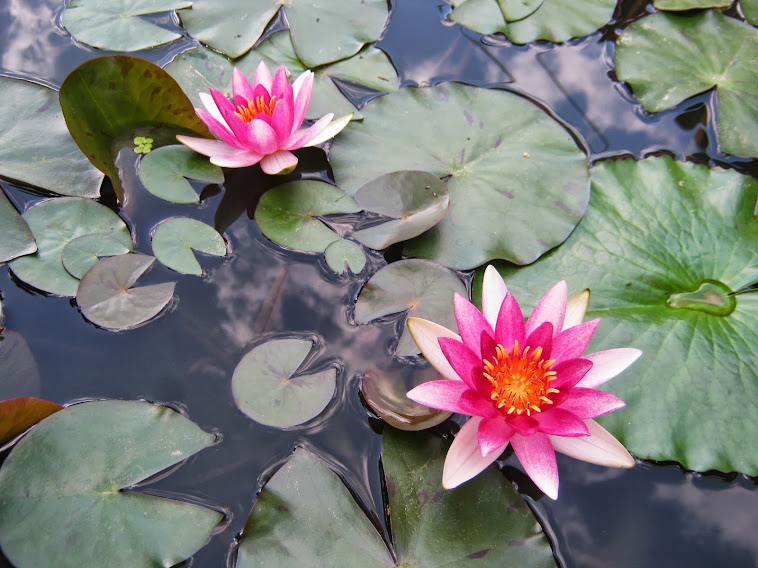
[{"xmin": 1, "ymin": 0, "xmax": 757, "ymax": 566}]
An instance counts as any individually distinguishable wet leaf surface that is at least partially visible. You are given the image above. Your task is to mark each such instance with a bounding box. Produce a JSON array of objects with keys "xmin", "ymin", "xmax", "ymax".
[
  {"xmin": 152, "ymin": 218, "xmax": 226, "ymax": 275},
  {"xmin": 138, "ymin": 144, "xmax": 224, "ymax": 204},
  {"xmin": 0, "ymin": 397, "xmax": 62, "ymax": 446}
]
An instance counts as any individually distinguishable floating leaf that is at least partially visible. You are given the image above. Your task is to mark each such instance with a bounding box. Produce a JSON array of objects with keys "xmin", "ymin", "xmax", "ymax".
[
  {"xmin": 490, "ymin": 156, "xmax": 758, "ymax": 474},
  {"xmin": 138, "ymin": 144, "xmax": 224, "ymax": 204},
  {"xmin": 449, "ymin": 0, "xmax": 616, "ymax": 44},
  {"xmin": 352, "ymin": 171, "xmax": 450, "ymax": 250},
  {"xmin": 653, "ymin": 0, "xmax": 731, "ymax": 9},
  {"xmin": 62, "ymin": 233, "xmax": 133, "ymax": 279},
  {"xmin": 0, "ymin": 398, "xmax": 62, "ymax": 446},
  {"xmin": 152, "ymin": 218, "xmax": 226, "ymax": 275},
  {"xmin": 62, "ymin": 0, "xmax": 192, "ymax": 51},
  {"xmin": 354, "ymin": 260, "xmax": 467, "ymax": 357},
  {"xmin": 361, "ymin": 366, "xmax": 452, "ymax": 431},
  {"xmin": 330, "ymin": 83, "xmax": 589, "ymax": 269},
  {"xmin": 179, "ymin": 0, "xmax": 388, "ymax": 66},
  {"xmin": 255, "ymin": 180, "xmax": 360, "ymax": 253},
  {"xmin": 384, "ymin": 429, "xmax": 557, "ymax": 567},
  {"xmin": 232, "ymin": 337, "xmax": 336, "ymax": 428},
  {"xmin": 0, "ymin": 400, "xmax": 221, "ymax": 568},
  {"xmin": 0, "ymin": 331, "xmax": 41, "ymax": 400},
  {"xmin": 324, "ymin": 238, "xmax": 366, "ymax": 275},
  {"xmin": 615, "ymin": 10, "xmax": 758, "ymax": 158},
  {"xmin": 236, "ymin": 448, "xmax": 394, "ymax": 567},
  {"xmin": 59, "ymin": 56, "xmax": 212, "ymax": 202},
  {"xmin": 0, "ymin": 77, "xmax": 103, "ymax": 197},
  {"xmin": 0, "ymin": 190, "xmax": 35, "ymax": 263},
  {"xmin": 77, "ymin": 254, "xmax": 176, "ymax": 330},
  {"xmin": 9, "ymin": 197, "xmax": 131, "ymax": 296},
  {"xmin": 743, "ymin": 0, "xmax": 758, "ymax": 25}
]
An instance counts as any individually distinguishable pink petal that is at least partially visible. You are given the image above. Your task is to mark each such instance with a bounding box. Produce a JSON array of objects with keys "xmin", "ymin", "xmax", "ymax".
[
  {"xmin": 563, "ymin": 288, "xmax": 590, "ymax": 330},
  {"xmin": 454, "ymin": 293, "xmax": 494, "ymax": 358},
  {"xmin": 443, "ymin": 417, "xmax": 506, "ymax": 489},
  {"xmin": 535, "ymin": 407, "xmax": 590, "ymax": 437},
  {"xmin": 495, "ymin": 292, "xmax": 526, "ymax": 352},
  {"xmin": 176, "ymin": 135, "xmax": 239, "ymax": 158},
  {"xmin": 549, "ymin": 418, "xmax": 635, "ymax": 468},
  {"xmin": 270, "ymin": 66, "xmax": 291, "ymax": 100},
  {"xmin": 247, "ymin": 119, "xmax": 279, "ymax": 155},
  {"xmin": 406, "ymin": 380, "xmax": 470, "ymax": 414},
  {"xmin": 550, "ymin": 358, "xmax": 592, "ymax": 390},
  {"xmin": 252, "ymin": 83, "xmax": 272, "ymax": 105},
  {"xmin": 524, "ymin": 321, "xmax": 553, "ymax": 359},
  {"xmin": 209, "ymin": 151, "xmax": 264, "ymax": 168},
  {"xmin": 301, "ymin": 113, "xmax": 352, "ymax": 147},
  {"xmin": 481, "ymin": 265, "xmax": 507, "ymax": 329},
  {"xmin": 199, "ymin": 92, "xmax": 227, "ymax": 126},
  {"xmin": 457, "ymin": 389, "xmax": 499, "ymax": 419},
  {"xmin": 511, "ymin": 432, "xmax": 559, "ymax": 500},
  {"xmin": 406, "ymin": 318, "xmax": 461, "ymax": 382},
  {"xmin": 575, "ymin": 348, "xmax": 642, "ymax": 388},
  {"xmin": 438, "ymin": 337, "xmax": 483, "ymax": 391},
  {"xmin": 526, "ymin": 281, "xmax": 567, "ymax": 338},
  {"xmin": 550, "ymin": 319, "xmax": 599, "ymax": 363},
  {"xmin": 253, "ymin": 61, "xmax": 273, "ymax": 92},
  {"xmin": 270, "ymin": 94, "xmax": 294, "ymax": 143},
  {"xmin": 195, "ymin": 108, "xmax": 246, "ymax": 150},
  {"xmin": 478, "ymin": 416, "xmax": 514, "ymax": 457},
  {"xmin": 260, "ymin": 150, "xmax": 298, "ymax": 175},
  {"xmin": 282, "ymin": 113, "xmax": 334, "ymax": 151},
  {"xmin": 291, "ymin": 71, "xmax": 314, "ymax": 134},
  {"xmin": 209, "ymin": 88, "xmax": 255, "ymax": 146},
  {"xmin": 507, "ymin": 414, "xmax": 539, "ymax": 436},
  {"xmin": 558, "ymin": 388, "xmax": 625, "ymax": 418},
  {"xmin": 232, "ymin": 67, "xmax": 255, "ymax": 106}
]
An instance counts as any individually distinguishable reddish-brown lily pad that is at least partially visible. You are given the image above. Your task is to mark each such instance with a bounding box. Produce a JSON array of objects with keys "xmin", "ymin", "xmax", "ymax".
[{"xmin": 0, "ymin": 397, "xmax": 63, "ymax": 446}]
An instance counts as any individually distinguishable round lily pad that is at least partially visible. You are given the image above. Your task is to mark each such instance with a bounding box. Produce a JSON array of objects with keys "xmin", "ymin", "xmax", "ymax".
[
  {"xmin": 352, "ymin": 171, "xmax": 450, "ymax": 250},
  {"xmin": 492, "ymin": 156, "xmax": 758, "ymax": 475},
  {"xmin": 9, "ymin": 197, "xmax": 131, "ymax": 296},
  {"xmin": 324, "ymin": 238, "xmax": 366, "ymax": 275},
  {"xmin": 152, "ymin": 218, "xmax": 227, "ymax": 275},
  {"xmin": 743, "ymin": 0, "xmax": 758, "ymax": 25},
  {"xmin": 138, "ymin": 144, "xmax": 224, "ymax": 204},
  {"xmin": 0, "ymin": 397, "xmax": 62, "ymax": 446},
  {"xmin": 330, "ymin": 83, "xmax": 589, "ymax": 269},
  {"xmin": 353, "ymin": 259, "xmax": 467, "ymax": 357},
  {"xmin": 62, "ymin": 233, "xmax": 133, "ymax": 279},
  {"xmin": 0, "ymin": 400, "xmax": 221, "ymax": 568},
  {"xmin": 254, "ymin": 180, "xmax": 360, "ymax": 253},
  {"xmin": 232, "ymin": 337, "xmax": 336, "ymax": 428},
  {"xmin": 76, "ymin": 254, "xmax": 176, "ymax": 330},
  {"xmin": 0, "ymin": 189, "xmax": 35, "ymax": 263},
  {"xmin": 448, "ymin": 0, "xmax": 617, "ymax": 45},
  {"xmin": 0, "ymin": 76, "xmax": 103, "ymax": 198},
  {"xmin": 615, "ymin": 10, "xmax": 758, "ymax": 158},
  {"xmin": 179, "ymin": 0, "xmax": 388, "ymax": 66},
  {"xmin": 62, "ymin": 0, "xmax": 192, "ymax": 51}
]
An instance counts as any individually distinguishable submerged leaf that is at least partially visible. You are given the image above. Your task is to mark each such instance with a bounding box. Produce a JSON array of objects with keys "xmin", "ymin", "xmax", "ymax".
[
  {"xmin": 152, "ymin": 218, "xmax": 226, "ymax": 275},
  {"xmin": 0, "ymin": 331, "xmax": 41, "ymax": 400},
  {"xmin": 0, "ymin": 190, "xmax": 36, "ymax": 263}
]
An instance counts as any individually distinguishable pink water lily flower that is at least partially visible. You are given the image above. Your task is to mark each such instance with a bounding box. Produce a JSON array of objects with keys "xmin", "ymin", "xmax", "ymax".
[
  {"xmin": 177, "ymin": 62, "xmax": 352, "ymax": 175},
  {"xmin": 407, "ymin": 266, "xmax": 641, "ymax": 499}
]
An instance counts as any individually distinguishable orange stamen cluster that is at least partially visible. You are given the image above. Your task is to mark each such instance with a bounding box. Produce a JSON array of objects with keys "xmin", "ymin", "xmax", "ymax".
[
  {"xmin": 483, "ymin": 341, "xmax": 560, "ymax": 416},
  {"xmin": 234, "ymin": 95, "xmax": 279, "ymax": 123}
]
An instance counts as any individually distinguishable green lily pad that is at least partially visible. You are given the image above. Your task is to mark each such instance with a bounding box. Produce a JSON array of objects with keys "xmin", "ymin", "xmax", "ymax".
[
  {"xmin": 653, "ymin": 0, "xmax": 731, "ymax": 9},
  {"xmin": 138, "ymin": 144, "xmax": 224, "ymax": 204},
  {"xmin": 352, "ymin": 171, "xmax": 450, "ymax": 250},
  {"xmin": 353, "ymin": 260, "xmax": 467, "ymax": 357},
  {"xmin": 9, "ymin": 197, "xmax": 131, "ymax": 296},
  {"xmin": 77, "ymin": 254, "xmax": 176, "ymax": 330},
  {"xmin": 0, "ymin": 400, "xmax": 221, "ymax": 568},
  {"xmin": 0, "ymin": 190, "xmax": 36, "ymax": 263},
  {"xmin": 255, "ymin": 180, "xmax": 360, "ymax": 253},
  {"xmin": 499, "ymin": 0, "xmax": 544, "ymax": 22},
  {"xmin": 62, "ymin": 0, "xmax": 192, "ymax": 52},
  {"xmin": 491, "ymin": 156, "xmax": 758, "ymax": 475},
  {"xmin": 179, "ymin": 0, "xmax": 388, "ymax": 66},
  {"xmin": 232, "ymin": 337, "xmax": 336, "ymax": 428},
  {"xmin": 0, "ymin": 331, "xmax": 41, "ymax": 400},
  {"xmin": 449, "ymin": 0, "xmax": 617, "ymax": 44},
  {"xmin": 59, "ymin": 55, "xmax": 213, "ymax": 203},
  {"xmin": 324, "ymin": 238, "xmax": 366, "ymax": 275},
  {"xmin": 0, "ymin": 398, "xmax": 63, "ymax": 446},
  {"xmin": 152, "ymin": 218, "xmax": 226, "ymax": 275},
  {"xmin": 0, "ymin": 77, "xmax": 103, "ymax": 198},
  {"xmin": 743, "ymin": 0, "xmax": 758, "ymax": 25},
  {"xmin": 330, "ymin": 83, "xmax": 589, "ymax": 269},
  {"xmin": 384, "ymin": 429, "xmax": 556, "ymax": 567},
  {"xmin": 236, "ymin": 433, "xmax": 555, "ymax": 567},
  {"xmin": 62, "ymin": 233, "xmax": 134, "ymax": 279},
  {"xmin": 615, "ymin": 10, "xmax": 758, "ymax": 158},
  {"xmin": 360, "ymin": 366, "xmax": 452, "ymax": 431}
]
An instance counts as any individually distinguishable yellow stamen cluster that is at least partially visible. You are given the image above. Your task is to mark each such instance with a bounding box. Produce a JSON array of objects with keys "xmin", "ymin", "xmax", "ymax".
[
  {"xmin": 483, "ymin": 341, "xmax": 560, "ymax": 417},
  {"xmin": 234, "ymin": 95, "xmax": 280, "ymax": 123}
]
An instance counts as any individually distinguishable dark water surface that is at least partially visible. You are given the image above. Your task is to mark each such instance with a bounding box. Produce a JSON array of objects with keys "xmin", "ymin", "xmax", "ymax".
[{"xmin": 1, "ymin": 0, "xmax": 757, "ymax": 567}]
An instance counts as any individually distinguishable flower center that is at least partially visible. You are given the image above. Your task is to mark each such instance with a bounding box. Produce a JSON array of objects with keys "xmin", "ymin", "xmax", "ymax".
[
  {"xmin": 483, "ymin": 341, "xmax": 560, "ymax": 416},
  {"xmin": 234, "ymin": 95, "xmax": 280, "ymax": 123}
]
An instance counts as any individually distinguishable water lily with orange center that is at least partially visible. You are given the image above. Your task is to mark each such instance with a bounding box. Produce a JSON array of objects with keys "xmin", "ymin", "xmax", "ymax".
[
  {"xmin": 177, "ymin": 62, "xmax": 352, "ymax": 175},
  {"xmin": 407, "ymin": 266, "xmax": 641, "ymax": 499}
]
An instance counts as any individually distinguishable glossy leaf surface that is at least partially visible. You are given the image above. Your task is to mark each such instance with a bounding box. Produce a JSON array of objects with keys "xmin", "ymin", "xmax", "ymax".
[
  {"xmin": 152, "ymin": 218, "xmax": 226, "ymax": 275},
  {"xmin": 62, "ymin": 233, "xmax": 133, "ymax": 279},
  {"xmin": 138, "ymin": 144, "xmax": 224, "ymax": 204},
  {"xmin": 324, "ymin": 238, "xmax": 366, "ymax": 275}
]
